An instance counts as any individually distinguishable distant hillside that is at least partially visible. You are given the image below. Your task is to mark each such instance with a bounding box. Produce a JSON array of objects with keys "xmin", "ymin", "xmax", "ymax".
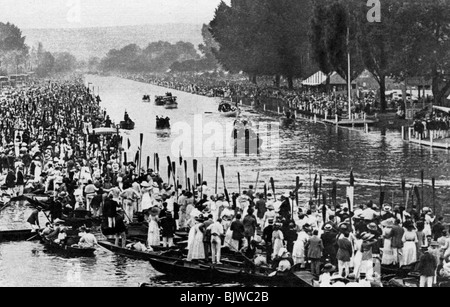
[{"xmin": 23, "ymin": 24, "xmax": 204, "ymax": 61}]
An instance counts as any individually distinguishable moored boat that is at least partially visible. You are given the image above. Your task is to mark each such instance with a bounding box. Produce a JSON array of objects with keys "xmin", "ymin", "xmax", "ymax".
[
  {"xmin": 0, "ymin": 229, "xmax": 40, "ymax": 242},
  {"xmin": 147, "ymin": 257, "xmax": 301, "ymax": 286},
  {"xmin": 98, "ymin": 240, "xmax": 184, "ymax": 261},
  {"xmin": 40, "ymin": 235, "xmax": 96, "ymax": 258}
]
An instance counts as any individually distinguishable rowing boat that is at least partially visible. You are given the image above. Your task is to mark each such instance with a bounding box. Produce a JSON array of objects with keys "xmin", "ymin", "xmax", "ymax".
[
  {"xmin": 40, "ymin": 236, "xmax": 96, "ymax": 258},
  {"xmin": 98, "ymin": 240, "xmax": 184, "ymax": 260},
  {"xmin": 0, "ymin": 229, "xmax": 40, "ymax": 242},
  {"xmin": 147, "ymin": 257, "xmax": 302, "ymax": 286}
]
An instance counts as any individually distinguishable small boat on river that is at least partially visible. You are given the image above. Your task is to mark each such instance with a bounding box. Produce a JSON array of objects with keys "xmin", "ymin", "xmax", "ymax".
[{"xmin": 40, "ymin": 235, "xmax": 96, "ymax": 258}]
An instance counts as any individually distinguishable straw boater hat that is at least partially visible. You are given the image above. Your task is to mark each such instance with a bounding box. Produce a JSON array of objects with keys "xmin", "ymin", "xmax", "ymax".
[
  {"xmin": 149, "ymin": 207, "xmax": 160, "ymax": 216},
  {"xmin": 54, "ymin": 218, "xmax": 65, "ymax": 225},
  {"xmin": 367, "ymin": 223, "xmax": 378, "ymax": 232},
  {"xmin": 141, "ymin": 181, "xmax": 151, "ymax": 188},
  {"xmin": 381, "ymin": 218, "xmax": 395, "ymax": 227},
  {"xmin": 383, "ymin": 204, "xmax": 392, "ymax": 212},
  {"xmin": 324, "ymin": 224, "xmax": 333, "ymax": 231}
]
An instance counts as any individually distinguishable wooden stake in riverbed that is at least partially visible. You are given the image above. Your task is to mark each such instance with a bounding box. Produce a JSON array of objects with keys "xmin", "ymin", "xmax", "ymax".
[{"xmin": 237, "ymin": 172, "xmax": 241, "ymax": 195}]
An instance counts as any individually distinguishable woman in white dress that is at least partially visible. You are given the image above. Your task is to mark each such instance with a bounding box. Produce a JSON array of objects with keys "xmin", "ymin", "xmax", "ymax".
[
  {"xmin": 187, "ymin": 217, "xmax": 205, "ymax": 261},
  {"xmin": 292, "ymin": 225, "xmax": 310, "ymax": 267},
  {"xmin": 272, "ymin": 224, "xmax": 285, "ymax": 259},
  {"xmin": 140, "ymin": 182, "xmax": 153, "ymax": 211},
  {"xmin": 147, "ymin": 209, "xmax": 161, "ymax": 248},
  {"xmin": 381, "ymin": 219, "xmax": 396, "ymax": 265},
  {"xmin": 401, "ymin": 223, "xmax": 418, "ymax": 266}
]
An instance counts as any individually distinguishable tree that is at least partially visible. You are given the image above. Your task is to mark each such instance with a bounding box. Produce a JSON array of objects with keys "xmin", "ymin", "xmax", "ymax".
[
  {"xmin": 53, "ymin": 52, "xmax": 77, "ymax": 73},
  {"xmin": 353, "ymin": 0, "xmax": 402, "ymax": 112},
  {"xmin": 310, "ymin": 0, "xmax": 364, "ymax": 89},
  {"xmin": 0, "ymin": 22, "xmax": 29, "ymax": 74},
  {"xmin": 198, "ymin": 24, "xmax": 219, "ymax": 70},
  {"xmin": 389, "ymin": 0, "xmax": 450, "ymax": 105},
  {"xmin": 35, "ymin": 51, "xmax": 55, "ymax": 77},
  {"xmin": 210, "ymin": 0, "xmax": 314, "ymax": 87}
]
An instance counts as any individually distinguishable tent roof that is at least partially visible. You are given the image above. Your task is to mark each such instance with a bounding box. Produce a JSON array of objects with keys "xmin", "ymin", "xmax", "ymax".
[
  {"xmin": 301, "ymin": 71, "xmax": 328, "ymax": 86},
  {"xmin": 433, "ymin": 106, "xmax": 450, "ymax": 114},
  {"xmin": 302, "ymin": 71, "xmax": 356, "ymax": 86}
]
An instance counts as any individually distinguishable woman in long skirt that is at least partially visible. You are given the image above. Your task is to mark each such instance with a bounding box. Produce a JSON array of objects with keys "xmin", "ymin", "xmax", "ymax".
[
  {"xmin": 272, "ymin": 224, "xmax": 285, "ymax": 259},
  {"xmin": 401, "ymin": 224, "xmax": 418, "ymax": 266},
  {"xmin": 187, "ymin": 222, "xmax": 205, "ymax": 261},
  {"xmin": 140, "ymin": 184, "xmax": 153, "ymax": 212},
  {"xmin": 381, "ymin": 219, "xmax": 396, "ymax": 265},
  {"xmin": 147, "ymin": 212, "xmax": 160, "ymax": 247},
  {"xmin": 292, "ymin": 227, "xmax": 310, "ymax": 267}
]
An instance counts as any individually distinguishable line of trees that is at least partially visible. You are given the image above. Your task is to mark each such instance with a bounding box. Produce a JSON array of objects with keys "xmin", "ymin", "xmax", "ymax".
[{"xmin": 0, "ymin": 22, "xmax": 80, "ymax": 77}]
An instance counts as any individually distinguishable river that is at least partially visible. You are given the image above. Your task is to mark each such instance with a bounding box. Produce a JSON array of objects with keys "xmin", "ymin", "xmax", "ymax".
[{"xmin": 0, "ymin": 74, "xmax": 449, "ymax": 287}]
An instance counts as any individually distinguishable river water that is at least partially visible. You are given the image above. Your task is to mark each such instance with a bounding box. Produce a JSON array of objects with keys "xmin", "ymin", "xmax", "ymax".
[{"xmin": 0, "ymin": 74, "xmax": 449, "ymax": 287}]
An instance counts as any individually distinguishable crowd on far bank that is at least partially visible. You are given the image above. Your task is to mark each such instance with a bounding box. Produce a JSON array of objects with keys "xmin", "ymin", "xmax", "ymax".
[{"xmin": 116, "ymin": 72, "xmax": 395, "ymax": 120}]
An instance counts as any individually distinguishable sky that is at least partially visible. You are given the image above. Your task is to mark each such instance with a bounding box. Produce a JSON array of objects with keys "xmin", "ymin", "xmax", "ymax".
[{"xmin": 0, "ymin": 0, "xmax": 231, "ymax": 29}]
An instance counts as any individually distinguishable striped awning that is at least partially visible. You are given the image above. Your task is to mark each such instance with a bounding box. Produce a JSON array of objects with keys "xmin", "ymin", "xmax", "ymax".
[{"xmin": 301, "ymin": 71, "xmax": 328, "ymax": 86}]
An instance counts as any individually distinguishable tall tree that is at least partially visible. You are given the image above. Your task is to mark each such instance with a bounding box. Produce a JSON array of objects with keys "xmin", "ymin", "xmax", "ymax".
[
  {"xmin": 310, "ymin": 0, "xmax": 364, "ymax": 87},
  {"xmin": 354, "ymin": 0, "xmax": 402, "ymax": 112},
  {"xmin": 389, "ymin": 0, "xmax": 450, "ymax": 105}
]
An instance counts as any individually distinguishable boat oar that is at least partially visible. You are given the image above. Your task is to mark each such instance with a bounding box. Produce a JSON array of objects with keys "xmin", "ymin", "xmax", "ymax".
[
  {"xmin": 420, "ymin": 170, "xmax": 424, "ymax": 212},
  {"xmin": 254, "ymin": 171, "xmax": 260, "ymax": 192},
  {"xmin": 184, "ymin": 160, "xmax": 188, "ymax": 191},
  {"xmin": 187, "ymin": 177, "xmax": 191, "ymax": 193},
  {"xmin": 331, "ymin": 181, "xmax": 337, "ymax": 208},
  {"xmin": 401, "ymin": 178, "xmax": 406, "ymax": 208},
  {"xmin": 237, "ymin": 172, "xmax": 241, "ymax": 195},
  {"xmin": 264, "ymin": 183, "xmax": 268, "ymax": 201},
  {"xmin": 139, "ymin": 133, "xmax": 143, "ymax": 176},
  {"xmin": 124, "ymin": 152, "xmax": 128, "ymax": 165},
  {"xmin": 432, "ymin": 177, "xmax": 436, "ymax": 214},
  {"xmin": 172, "ymin": 162, "xmax": 177, "ymax": 186},
  {"xmin": 322, "ymin": 192, "xmax": 327, "ymax": 223},
  {"xmin": 147, "ymin": 156, "xmax": 150, "ymax": 172},
  {"xmin": 156, "ymin": 154, "xmax": 160, "ymax": 173},
  {"xmin": 193, "ymin": 159, "xmax": 198, "ymax": 190},
  {"xmin": 295, "ymin": 176, "xmax": 300, "ymax": 209},
  {"xmin": 220, "ymin": 165, "xmax": 230, "ymax": 203},
  {"xmin": 215, "ymin": 157, "xmax": 219, "ymax": 195},
  {"xmin": 27, "ymin": 233, "xmax": 40, "ymax": 241},
  {"xmin": 270, "ymin": 177, "xmax": 275, "ymax": 197},
  {"xmin": 167, "ymin": 156, "xmax": 172, "ymax": 183}
]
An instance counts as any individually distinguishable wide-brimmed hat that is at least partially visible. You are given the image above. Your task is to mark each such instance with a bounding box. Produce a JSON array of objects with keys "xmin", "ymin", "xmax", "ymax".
[
  {"xmin": 140, "ymin": 181, "xmax": 151, "ymax": 188},
  {"xmin": 54, "ymin": 218, "xmax": 65, "ymax": 225},
  {"xmin": 266, "ymin": 204, "xmax": 274, "ymax": 210},
  {"xmin": 430, "ymin": 241, "xmax": 440, "ymax": 248},
  {"xmin": 322, "ymin": 263, "xmax": 336, "ymax": 273},
  {"xmin": 380, "ymin": 218, "xmax": 395, "ymax": 227},
  {"xmin": 324, "ymin": 224, "xmax": 333, "ymax": 231},
  {"xmin": 360, "ymin": 232, "xmax": 375, "ymax": 242},
  {"xmin": 383, "ymin": 204, "xmax": 392, "ymax": 212},
  {"xmin": 367, "ymin": 223, "xmax": 378, "ymax": 232},
  {"xmin": 152, "ymin": 182, "xmax": 159, "ymax": 188},
  {"xmin": 150, "ymin": 207, "xmax": 160, "ymax": 216},
  {"xmin": 58, "ymin": 192, "xmax": 68, "ymax": 198}
]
